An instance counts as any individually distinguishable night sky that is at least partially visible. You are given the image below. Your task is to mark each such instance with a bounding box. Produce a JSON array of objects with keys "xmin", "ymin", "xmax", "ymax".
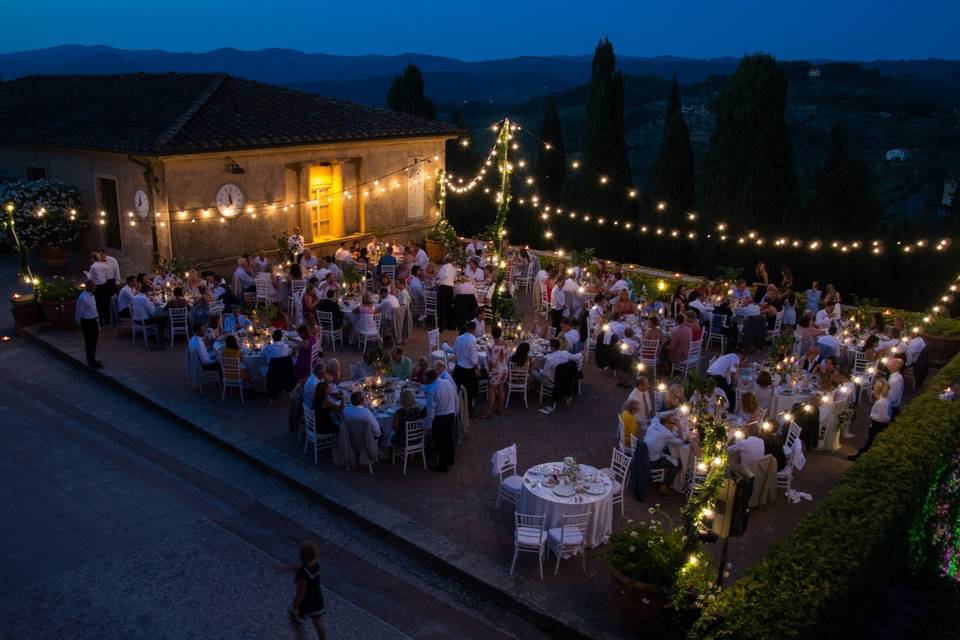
[{"xmin": 4, "ymin": 0, "xmax": 958, "ymax": 60}]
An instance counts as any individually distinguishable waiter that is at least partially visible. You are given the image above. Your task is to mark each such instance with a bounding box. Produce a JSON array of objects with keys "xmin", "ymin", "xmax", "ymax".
[
  {"xmin": 424, "ymin": 368, "xmax": 459, "ymax": 473},
  {"xmin": 89, "ymin": 252, "xmax": 112, "ymax": 323},
  {"xmin": 436, "ymin": 255, "xmax": 457, "ymax": 331},
  {"xmin": 452, "ymin": 321, "xmax": 480, "ymax": 413},
  {"xmin": 75, "ymin": 280, "xmax": 102, "ymax": 369}
]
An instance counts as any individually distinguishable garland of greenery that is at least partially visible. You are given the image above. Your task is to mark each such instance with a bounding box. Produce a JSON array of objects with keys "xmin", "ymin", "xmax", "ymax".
[{"xmin": 490, "ymin": 119, "xmax": 511, "ymax": 321}]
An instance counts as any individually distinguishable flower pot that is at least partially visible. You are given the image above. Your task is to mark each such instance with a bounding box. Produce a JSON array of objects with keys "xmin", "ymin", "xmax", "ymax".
[
  {"xmin": 9, "ymin": 293, "xmax": 42, "ymax": 334},
  {"xmin": 610, "ymin": 568, "xmax": 667, "ymax": 632},
  {"xmin": 39, "ymin": 299, "xmax": 77, "ymax": 330},
  {"xmin": 426, "ymin": 239, "xmax": 446, "ymax": 263},
  {"xmin": 920, "ymin": 332, "xmax": 960, "ymax": 368},
  {"xmin": 37, "ymin": 245, "xmax": 70, "ymax": 268}
]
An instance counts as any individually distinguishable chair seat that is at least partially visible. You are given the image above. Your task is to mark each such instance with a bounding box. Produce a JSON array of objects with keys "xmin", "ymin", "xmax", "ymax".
[
  {"xmin": 547, "ymin": 527, "xmax": 585, "ymax": 546},
  {"xmin": 501, "ymin": 475, "xmax": 523, "ymax": 495},
  {"xmin": 516, "ymin": 528, "xmax": 547, "ymax": 547}
]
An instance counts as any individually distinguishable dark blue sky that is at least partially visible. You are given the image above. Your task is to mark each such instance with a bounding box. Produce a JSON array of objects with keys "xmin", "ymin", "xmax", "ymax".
[{"xmin": 5, "ymin": 0, "xmax": 958, "ymax": 60}]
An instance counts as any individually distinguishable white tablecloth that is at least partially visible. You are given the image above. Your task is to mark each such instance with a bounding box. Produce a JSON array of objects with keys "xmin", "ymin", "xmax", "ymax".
[
  {"xmin": 770, "ymin": 387, "xmax": 816, "ymax": 418},
  {"xmin": 517, "ymin": 463, "xmax": 613, "ymax": 548}
]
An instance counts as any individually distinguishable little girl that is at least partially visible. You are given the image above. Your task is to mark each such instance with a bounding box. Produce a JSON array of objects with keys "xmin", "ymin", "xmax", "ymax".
[
  {"xmin": 290, "ymin": 540, "xmax": 327, "ymax": 639},
  {"xmin": 848, "ymin": 379, "xmax": 890, "ymax": 461}
]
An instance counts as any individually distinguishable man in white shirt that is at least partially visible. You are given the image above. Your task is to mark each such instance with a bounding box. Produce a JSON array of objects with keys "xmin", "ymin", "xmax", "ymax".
[
  {"xmin": 302, "ymin": 363, "xmax": 323, "ymax": 409},
  {"xmin": 423, "ymin": 369, "xmax": 459, "ymax": 472},
  {"xmin": 261, "ymin": 329, "xmax": 292, "ymax": 360},
  {"xmin": 452, "ymin": 321, "xmax": 480, "ymax": 412},
  {"xmin": 234, "ymin": 260, "xmax": 256, "ymax": 293},
  {"xmin": 88, "ymin": 252, "xmax": 112, "ymax": 321},
  {"xmin": 98, "ymin": 248, "xmax": 122, "ymax": 283},
  {"xmin": 377, "ymin": 287, "xmax": 401, "ymax": 322},
  {"xmin": 288, "ymin": 228, "xmax": 305, "ymax": 258},
  {"xmin": 117, "ymin": 276, "xmax": 137, "ymax": 318},
  {"xmin": 335, "ymin": 242, "xmax": 352, "ymax": 264},
  {"xmin": 75, "ymin": 280, "xmax": 101, "ymax": 368},
  {"xmin": 887, "ymin": 357, "xmax": 905, "ymax": 419},
  {"xmin": 252, "ymin": 250, "xmax": 270, "ymax": 274},
  {"xmin": 688, "ymin": 291, "xmax": 709, "ymax": 319},
  {"xmin": 707, "ymin": 350, "xmax": 742, "ymax": 410},
  {"xmin": 731, "ymin": 280, "xmax": 749, "ymax": 302},
  {"xmin": 366, "ymin": 235, "xmax": 379, "ymax": 256},
  {"xmin": 644, "ymin": 415, "xmax": 684, "ymax": 495},
  {"xmin": 415, "ymin": 245, "xmax": 429, "ymax": 271},
  {"xmin": 437, "ymin": 256, "xmax": 457, "ymax": 331},
  {"xmin": 550, "ymin": 277, "xmax": 566, "ymax": 332},
  {"xmin": 815, "ymin": 325, "xmax": 842, "ymax": 359},
  {"xmin": 727, "ymin": 423, "xmax": 766, "ymax": 468},
  {"xmin": 473, "ymin": 309, "xmax": 487, "ymax": 336},
  {"xmin": 463, "ymin": 258, "xmax": 484, "ymax": 283},
  {"xmin": 300, "ymin": 248, "xmax": 318, "ymax": 271},
  {"xmin": 815, "ymin": 303, "xmax": 836, "ymax": 330},
  {"xmin": 323, "ymin": 256, "xmax": 342, "ymax": 282},
  {"xmin": 532, "ymin": 338, "xmax": 582, "ymax": 387},
  {"xmin": 901, "ymin": 335, "xmax": 926, "ymax": 366},
  {"xmin": 561, "ymin": 318, "xmax": 581, "ymax": 354},
  {"xmin": 466, "ymin": 236, "xmax": 484, "ymax": 257},
  {"xmin": 188, "ymin": 323, "xmax": 217, "ymax": 371},
  {"xmin": 734, "ymin": 296, "xmax": 760, "ymax": 318},
  {"xmin": 342, "ymin": 390, "xmax": 383, "ymax": 439},
  {"xmin": 132, "ymin": 289, "xmax": 167, "ymax": 340},
  {"xmin": 608, "ymin": 272, "xmax": 629, "ymax": 296}
]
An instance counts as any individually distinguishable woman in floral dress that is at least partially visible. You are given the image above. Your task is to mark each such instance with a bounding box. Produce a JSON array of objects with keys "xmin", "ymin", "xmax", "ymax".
[{"xmin": 483, "ymin": 326, "xmax": 510, "ymax": 417}]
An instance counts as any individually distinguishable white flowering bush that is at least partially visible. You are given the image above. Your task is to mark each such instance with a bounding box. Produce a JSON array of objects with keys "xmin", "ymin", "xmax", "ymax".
[{"xmin": 0, "ymin": 179, "xmax": 85, "ymax": 249}]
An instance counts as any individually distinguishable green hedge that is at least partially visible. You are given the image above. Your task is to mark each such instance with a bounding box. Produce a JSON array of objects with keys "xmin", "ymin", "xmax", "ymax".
[{"xmin": 690, "ymin": 352, "xmax": 960, "ymax": 639}]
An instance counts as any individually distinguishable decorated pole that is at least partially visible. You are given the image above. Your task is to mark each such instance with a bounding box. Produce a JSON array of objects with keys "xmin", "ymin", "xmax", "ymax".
[
  {"xmin": 3, "ymin": 201, "xmax": 35, "ymax": 285},
  {"xmin": 490, "ymin": 119, "xmax": 512, "ymax": 321}
]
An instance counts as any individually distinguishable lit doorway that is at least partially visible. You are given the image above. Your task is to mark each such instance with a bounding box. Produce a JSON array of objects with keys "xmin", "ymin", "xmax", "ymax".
[{"xmin": 309, "ymin": 164, "xmax": 343, "ymax": 241}]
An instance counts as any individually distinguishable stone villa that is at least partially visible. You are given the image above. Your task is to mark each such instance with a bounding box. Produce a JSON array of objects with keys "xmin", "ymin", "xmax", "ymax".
[{"xmin": 0, "ymin": 72, "xmax": 459, "ymax": 272}]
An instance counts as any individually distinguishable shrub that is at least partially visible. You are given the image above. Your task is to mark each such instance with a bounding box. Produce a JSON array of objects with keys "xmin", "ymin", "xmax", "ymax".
[
  {"xmin": 690, "ymin": 352, "xmax": 960, "ymax": 639},
  {"xmin": 0, "ymin": 179, "xmax": 85, "ymax": 249},
  {"xmin": 35, "ymin": 276, "xmax": 82, "ymax": 302}
]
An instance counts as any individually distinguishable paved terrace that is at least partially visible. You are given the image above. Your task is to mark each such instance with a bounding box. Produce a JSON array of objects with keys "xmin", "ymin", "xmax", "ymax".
[{"xmin": 23, "ymin": 296, "xmax": 916, "ymax": 639}]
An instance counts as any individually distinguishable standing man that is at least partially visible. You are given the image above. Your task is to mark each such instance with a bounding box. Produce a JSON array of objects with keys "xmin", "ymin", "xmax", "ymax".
[
  {"xmin": 452, "ymin": 321, "xmax": 480, "ymax": 413},
  {"xmin": 88, "ymin": 252, "xmax": 112, "ymax": 322},
  {"xmin": 437, "ymin": 255, "xmax": 457, "ymax": 331},
  {"xmin": 886, "ymin": 357, "xmax": 905, "ymax": 420},
  {"xmin": 424, "ymin": 369, "xmax": 459, "ymax": 473},
  {"xmin": 706, "ymin": 349, "xmax": 742, "ymax": 411},
  {"xmin": 549, "ymin": 273, "xmax": 566, "ymax": 334},
  {"xmin": 99, "ymin": 247, "xmax": 121, "ymax": 305},
  {"xmin": 288, "ymin": 227, "xmax": 305, "ymax": 262},
  {"xmin": 75, "ymin": 280, "xmax": 102, "ymax": 369}
]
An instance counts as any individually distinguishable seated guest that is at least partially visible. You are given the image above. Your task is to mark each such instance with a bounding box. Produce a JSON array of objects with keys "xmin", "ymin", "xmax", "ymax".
[
  {"xmin": 323, "ymin": 358, "xmax": 342, "ymax": 385},
  {"xmin": 561, "ymin": 318, "xmax": 581, "ymax": 354},
  {"xmin": 665, "ymin": 313, "xmax": 692, "ymax": 364},
  {"xmin": 796, "ymin": 313, "xmax": 817, "ymax": 354},
  {"xmin": 685, "ymin": 310, "xmax": 702, "ymax": 342},
  {"xmin": 608, "ymin": 271, "xmax": 629, "ymax": 297},
  {"xmin": 620, "ymin": 400, "xmax": 642, "ymax": 450},
  {"xmin": 188, "ymin": 324, "xmax": 218, "ymax": 372},
  {"xmin": 377, "ymin": 245, "xmax": 397, "ymax": 273},
  {"xmin": 252, "ymin": 249, "xmax": 270, "ymax": 274},
  {"xmin": 861, "ymin": 334, "xmax": 881, "ymax": 362},
  {"xmin": 317, "ymin": 288, "xmax": 344, "ymax": 327},
  {"xmin": 166, "ymin": 286, "xmax": 189, "ymax": 309},
  {"xmin": 663, "ymin": 384, "xmax": 686, "ymax": 411},
  {"xmin": 530, "ymin": 338, "xmax": 581, "ymax": 388},
  {"xmin": 411, "ymin": 356, "xmax": 431, "ymax": 384},
  {"xmin": 312, "ymin": 380, "xmax": 343, "ymax": 436},
  {"xmin": 293, "ymin": 324, "xmax": 317, "ymax": 383},
  {"xmin": 643, "ymin": 315, "xmax": 665, "ymax": 345},
  {"xmin": 377, "ymin": 287, "xmax": 401, "ymax": 323},
  {"xmin": 814, "ymin": 356, "xmax": 841, "ymax": 390},
  {"xmin": 731, "ymin": 279, "xmax": 750, "ymax": 302},
  {"xmin": 223, "ymin": 308, "xmax": 250, "ymax": 334},
  {"xmin": 612, "ymin": 289, "xmax": 637, "ymax": 316},
  {"xmin": 132, "ymin": 287, "xmax": 167, "ymax": 338},
  {"xmin": 221, "ymin": 335, "xmax": 249, "ymax": 381},
  {"xmin": 388, "ymin": 347, "xmax": 412, "ymax": 379},
  {"xmin": 234, "ymin": 258, "xmax": 256, "ymax": 292},
  {"xmin": 815, "ymin": 302, "xmax": 837, "ymax": 330},
  {"xmin": 738, "ymin": 391, "xmax": 762, "ymax": 423},
  {"xmin": 510, "ymin": 342, "xmax": 531, "ymax": 367},
  {"xmin": 300, "ymin": 248, "xmax": 318, "ymax": 270},
  {"xmin": 727, "ymin": 422, "xmax": 765, "ymax": 467},
  {"xmin": 463, "ymin": 257, "xmax": 484, "ymax": 283},
  {"xmin": 797, "ymin": 345, "xmax": 821, "ymax": 372},
  {"xmin": 687, "ymin": 290, "xmax": 709, "ymax": 319},
  {"xmin": 117, "ymin": 276, "xmax": 137, "ymax": 318},
  {"xmin": 627, "ymin": 376, "xmax": 655, "ymax": 423},
  {"xmin": 734, "ymin": 296, "xmax": 760, "ymax": 318},
  {"xmin": 303, "ymin": 362, "xmax": 324, "ymax": 409},
  {"xmin": 644, "ymin": 414, "xmax": 684, "ymax": 496},
  {"xmin": 752, "ymin": 370, "xmax": 774, "ymax": 414},
  {"xmin": 815, "ymin": 324, "xmax": 842, "ymax": 360},
  {"xmin": 260, "ymin": 329, "xmax": 292, "ymax": 377},
  {"xmin": 318, "ymin": 272, "xmax": 339, "ymax": 299},
  {"xmin": 392, "ymin": 389, "xmax": 425, "ymax": 445},
  {"xmin": 342, "ymin": 390, "xmax": 382, "ymax": 439}
]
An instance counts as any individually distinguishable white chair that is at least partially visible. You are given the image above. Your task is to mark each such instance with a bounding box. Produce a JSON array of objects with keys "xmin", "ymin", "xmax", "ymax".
[
  {"xmin": 766, "ymin": 311, "xmax": 784, "ymax": 343},
  {"xmin": 318, "ymin": 310, "xmax": 343, "ymax": 352},
  {"xmin": 392, "ymin": 419, "xmax": 427, "ymax": 475},
  {"xmin": 427, "ymin": 328, "xmax": 446, "ymax": 366},
  {"xmin": 493, "ymin": 444, "xmax": 522, "ymax": 510},
  {"xmin": 132, "ymin": 316, "xmax": 159, "ymax": 347},
  {"xmin": 671, "ymin": 337, "xmax": 702, "ymax": 381},
  {"xmin": 609, "ymin": 448, "xmax": 632, "ymax": 516},
  {"xmin": 422, "ymin": 289, "xmax": 439, "ymax": 328},
  {"xmin": 302, "ymin": 406, "xmax": 336, "ymax": 464},
  {"xmin": 457, "ymin": 385, "xmax": 470, "ymax": 443},
  {"xmin": 778, "ymin": 422, "xmax": 802, "ymax": 493},
  {"xmin": 220, "ymin": 356, "xmax": 245, "ymax": 402},
  {"xmin": 310, "ymin": 338, "xmax": 323, "ymax": 371},
  {"xmin": 255, "ymin": 274, "xmax": 275, "ymax": 305},
  {"xmin": 380, "ymin": 264, "xmax": 397, "ymax": 281},
  {"xmin": 547, "ymin": 326, "xmax": 558, "ymax": 339},
  {"xmin": 688, "ymin": 457, "xmax": 707, "ymax": 494},
  {"xmin": 547, "ymin": 511, "xmax": 591, "ymax": 575},
  {"xmin": 190, "ymin": 349, "xmax": 220, "ymax": 395},
  {"xmin": 208, "ymin": 299, "xmax": 225, "ymax": 318},
  {"xmin": 505, "ymin": 363, "xmax": 529, "ymax": 408},
  {"xmin": 168, "ymin": 306, "xmax": 189, "ymax": 346},
  {"xmin": 638, "ymin": 338, "xmax": 661, "ymax": 372},
  {"xmin": 510, "ymin": 512, "xmax": 547, "ymax": 580},
  {"xmin": 357, "ymin": 312, "xmax": 383, "ymax": 353},
  {"xmin": 707, "ymin": 314, "xmax": 729, "ymax": 353}
]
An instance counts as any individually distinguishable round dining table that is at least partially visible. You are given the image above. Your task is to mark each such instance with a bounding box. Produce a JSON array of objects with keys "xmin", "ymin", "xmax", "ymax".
[{"xmin": 516, "ymin": 462, "xmax": 613, "ymax": 548}]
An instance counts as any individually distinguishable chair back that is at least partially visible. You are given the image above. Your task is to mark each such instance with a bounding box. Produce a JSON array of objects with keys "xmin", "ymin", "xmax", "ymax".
[
  {"xmin": 291, "ymin": 278, "xmax": 306, "ymax": 297},
  {"xmin": 785, "ymin": 421, "xmax": 802, "ymax": 452},
  {"xmin": 221, "ymin": 356, "xmax": 243, "ymax": 382},
  {"xmin": 611, "ymin": 448, "xmax": 631, "ymax": 484},
  {"xmin": 209, "ymin": 299, "xmax": 225, "ymax": 317},
  {"xmin": 710, "ymin": 313, "xmax": 729, "ymax": 334},
  {"xmin": 310, "ymin": 339, "xmax": 323, "ymax": 369},
  {"xmin": 404, "ymin": 419, "xmax": 425, "ymax": 449},
  {"xmin": 508, "ymin": 362, "xmax": 529, "ymax": 386},
  {"xmin": 303, "ymin": 406, "xmax": 317, "ymax": 441},
  {"xmin": 381, "ymin": 264, "xmax": 396, "ymax": 280},
  {"xmin": 492, "ymin": 444, "xmax": 518, "ymax": 480},
  {"xmin": 639, "ymin": 338, "xmax": 660, "ymax": 361},
  {"xmin": 318, "ymin": 310, "xmax": 335, "ymax": 331},
  {"xmin": 560, "ymin": 511, "xmax": 591, "ymax": 538},
  {"xmin": 168, "ymin": 305, "xmax": 188, "ymax": 325},
  {"xmin": 515, "ymin": 512, "xmax": 545, "ymax": 542},
  {"xmin": 427, "ymin": 328, "xmax": 440, "ymax": 353}
]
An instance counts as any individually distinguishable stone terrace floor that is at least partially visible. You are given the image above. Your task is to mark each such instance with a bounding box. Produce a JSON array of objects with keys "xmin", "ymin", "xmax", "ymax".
[{"xmin": 24, "ymin": 297, "xmax": 921, "ymax": 638}]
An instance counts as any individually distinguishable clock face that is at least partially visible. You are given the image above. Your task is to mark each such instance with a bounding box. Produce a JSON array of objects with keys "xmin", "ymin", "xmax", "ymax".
[
  {"xmin": 134, "ymin": 190, "xmax": 150, "ymax": 218},
  {"xmin": 216, "ymin": 183, "xmax": 245, "ymax": 217}
]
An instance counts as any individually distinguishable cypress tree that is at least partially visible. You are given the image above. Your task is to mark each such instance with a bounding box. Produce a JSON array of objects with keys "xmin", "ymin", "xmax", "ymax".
[
  {"xmin": 577, "ymin": 38, "xmax": 636, "ymax": 252},
  {"xmin": 809, "ymin": 122, "xmax": 882, "ymax": 234},
  {"xmin": 646, "ymin": 74, "xmax": 695, "ymax": 216},
  {"xmin": 701, "ymin": 53, "xmax": 794, "ymax": 230},
  {"xmin": 387, "ymin": 64, "xmax": 436, "ymax": 120},
  {"xmin": 533, "ymin": 96, "xmax": 567, "ymax": 205}
]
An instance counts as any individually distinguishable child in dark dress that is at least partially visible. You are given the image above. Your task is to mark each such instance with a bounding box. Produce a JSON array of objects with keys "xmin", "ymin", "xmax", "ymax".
[{"xmin": 290, "ymin": 540, "xmax": 327, "ymax": 639}]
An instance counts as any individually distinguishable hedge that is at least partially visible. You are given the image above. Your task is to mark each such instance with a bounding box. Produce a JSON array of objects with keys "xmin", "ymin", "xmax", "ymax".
[{"xmin": 690, "ymin": 352, "xmax": 960, "ymax": 639}]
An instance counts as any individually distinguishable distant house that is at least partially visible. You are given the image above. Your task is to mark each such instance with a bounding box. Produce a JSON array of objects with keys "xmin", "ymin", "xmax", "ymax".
[
  {"xmin": 681, "ymin": 103, "xmax": 707, "ymax": 115},
  {"xmin": 0, "ymin": 73, "xmax": 458, "ymax": 272},
  {"xmin": 885, "ymin": 148, "xmax": 910, "ymax": 162},
  {"xmin": 808, "ymin": 67, "xmax": 821, "ymax": 79}
]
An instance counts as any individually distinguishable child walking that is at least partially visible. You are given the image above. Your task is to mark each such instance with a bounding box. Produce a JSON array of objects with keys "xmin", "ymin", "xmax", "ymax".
[{"xmin": 290, "ymin": 540, "xmax": 327, "ymax": 639}]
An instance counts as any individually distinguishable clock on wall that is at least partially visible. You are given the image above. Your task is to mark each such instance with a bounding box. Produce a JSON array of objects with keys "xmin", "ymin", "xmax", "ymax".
[
  {"xmin": 134, "ymin": 189, "xmax": 150, "ymax": 219},
  {"xmin": 216, "ymin": 183, "xmax": 245, "ymax": 217}
]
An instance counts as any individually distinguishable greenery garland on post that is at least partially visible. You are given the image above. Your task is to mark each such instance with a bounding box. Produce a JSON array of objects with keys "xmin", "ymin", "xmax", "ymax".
[
  {"xmin": 2, "ymin": 201, "xmax": 34, "ymax": 285},
  {"xmin": 490, "ymin": 118, "xmax": 512, "ymax": 321}
]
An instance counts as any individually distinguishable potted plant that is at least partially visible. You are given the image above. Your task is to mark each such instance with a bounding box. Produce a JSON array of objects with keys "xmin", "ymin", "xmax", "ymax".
[
  {"xmin": 608, "ymin": 507, "xmax": 716, "ymax": 632},
  {"xmin": 9, "ymin": 291, "xmax": 43, "ymax": 333},
  {"xmin": 35, "ymin": 276, "xmax": 82, "ymax": 329},
  {"xmin": 425, "ymin": 218, "xmax": 457, "ymax": 263},
  {"xmin": 0, "ymin": 179, "xmax": 85, "ymax": 268}
]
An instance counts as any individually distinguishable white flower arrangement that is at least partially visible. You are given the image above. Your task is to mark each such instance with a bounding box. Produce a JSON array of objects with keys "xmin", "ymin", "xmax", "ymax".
[{"xmin": 0, "ymin": 179, "xmax": 85, "ymax": 249}]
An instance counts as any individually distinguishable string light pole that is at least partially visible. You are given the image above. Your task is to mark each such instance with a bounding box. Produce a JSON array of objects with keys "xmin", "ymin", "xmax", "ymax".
[
  {"xmin": 3, "ymin": 201, "xmax": 35, "ymax": 285},
  {"xmin": 490, "ymin": 119, "xmax": 512, "ymax": 321}
]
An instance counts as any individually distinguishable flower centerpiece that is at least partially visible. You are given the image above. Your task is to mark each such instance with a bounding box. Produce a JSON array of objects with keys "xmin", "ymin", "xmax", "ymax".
[{"xmin": 562, "ymin": 456, "xmax": 581, "ymax": 483}]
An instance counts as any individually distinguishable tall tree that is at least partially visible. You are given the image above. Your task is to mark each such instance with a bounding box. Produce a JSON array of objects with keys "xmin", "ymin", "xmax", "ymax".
[
  {"xmin": 533, "ymin": 97, "xmax": 567, "ymax": 206},
  {"xmin": 701, "ymin": 53, "xmax": 794, "ymax": 230},
  {"xmin": 646, "ymin": 74, "xmax": 695, "ymax": 215},
  {"xmin": 809, "ymin": 122, "xmax": 882, "ymax": 234},
  {"xmin": 386, "ymin": 64, "xmax": 436, "ymax": 120},
  {"xmin": 577, "ymin": 38, "xmax": 636, "ymax": 247}
]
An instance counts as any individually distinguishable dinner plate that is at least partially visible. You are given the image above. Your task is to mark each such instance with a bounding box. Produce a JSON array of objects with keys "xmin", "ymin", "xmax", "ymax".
[
  {"xmin": 584, "ymin": 482, "xmax": 606, "ymax": 496},
  {"xmin": 552, "ymin": 485, "xmax": 576, "ymax": 497}
]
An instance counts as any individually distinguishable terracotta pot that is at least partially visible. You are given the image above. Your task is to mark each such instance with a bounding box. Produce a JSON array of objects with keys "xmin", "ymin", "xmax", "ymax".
[
  {"xmin": 920, "ymin": 332, "xmax": 960, "ymax": 368},
  {"xmin": 9, "ymin": 294, "xmax": 42, "ymax": 333},
  {"xmin": 425, "ymin": 239, "xmax": 446, "ymax": 263},
  {"xmin": 37, "ymin": 245, "xmax": 70, "ymax": 268},
  {"xmin": 610, "ymin": 567, "xmax": 667, "ymax": 633},
  {"xmin": 39, "ymin": 299, "xmax": 77, "ymax": 330}
]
